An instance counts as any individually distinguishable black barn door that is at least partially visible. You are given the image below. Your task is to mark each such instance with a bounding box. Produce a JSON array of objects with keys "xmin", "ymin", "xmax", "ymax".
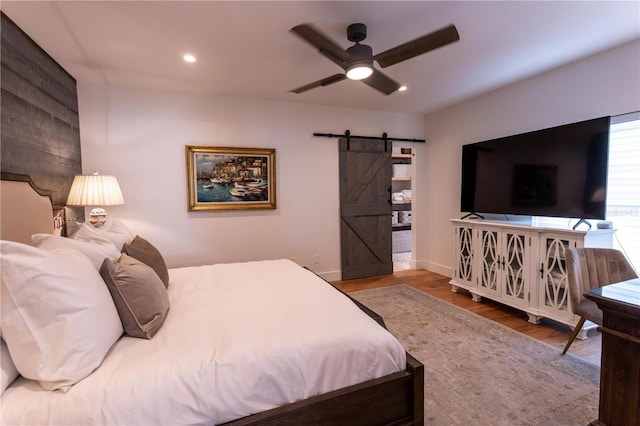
[{"xmin": 339, "ymin": 138, "xmax": 393, "ymax": 280}]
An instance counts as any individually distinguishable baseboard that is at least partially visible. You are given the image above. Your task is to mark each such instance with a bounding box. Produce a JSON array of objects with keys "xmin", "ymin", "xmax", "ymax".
[
  {"xmin": 319, "ymin": 263, "xmax": 451, "ymax": 282},
  {"xmin": 317, "ymin": 269, "xmax": 341, "ymax": 282},
  {"xmin": 415, "ymin": 260, "xmax": 451, "ymax": 278}
]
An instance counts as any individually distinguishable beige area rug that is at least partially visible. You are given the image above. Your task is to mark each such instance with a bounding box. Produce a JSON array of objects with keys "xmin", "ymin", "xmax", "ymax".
[{"xmin": 350, "ymin": 285, "xmax": 600, "ymax": 426}]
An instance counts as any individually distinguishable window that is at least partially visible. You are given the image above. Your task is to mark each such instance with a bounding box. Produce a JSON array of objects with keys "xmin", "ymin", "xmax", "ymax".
[
  {"xmin": 607, "ymin": 113, "xmax": 640, "ymax": 270},
  {"xmin": 532, "ymin": 113, "xmax": 640, "ymax": 271}
]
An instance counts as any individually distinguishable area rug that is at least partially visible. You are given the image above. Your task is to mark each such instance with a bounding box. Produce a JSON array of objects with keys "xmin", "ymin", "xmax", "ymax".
[{"xmin": 349, "ymin": 285, "xmax": 600, "ymax": 426}]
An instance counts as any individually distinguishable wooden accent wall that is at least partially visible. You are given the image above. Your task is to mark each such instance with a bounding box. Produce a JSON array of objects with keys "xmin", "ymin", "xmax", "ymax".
[{"xmin": 1, "ymin": 12, "xmax": 82, "ymax": 207}]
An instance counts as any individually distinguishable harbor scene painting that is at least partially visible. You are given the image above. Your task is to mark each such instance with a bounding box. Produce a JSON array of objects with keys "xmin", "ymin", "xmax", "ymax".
[{"xmin": 186, "ymin": 146, "xmax": 276, "ymax": 211}]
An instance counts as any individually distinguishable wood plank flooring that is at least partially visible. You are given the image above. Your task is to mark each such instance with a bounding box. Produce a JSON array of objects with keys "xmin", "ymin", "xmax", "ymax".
[{"xmin": 332, "ymin": 268, "xmax": 601, "ymax": 365}]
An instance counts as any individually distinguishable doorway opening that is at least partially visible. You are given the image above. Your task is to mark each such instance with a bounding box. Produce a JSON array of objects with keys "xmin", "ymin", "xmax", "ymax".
[{"xmin": 392, "ymin": 143, "xmax": 414, "ymax": 271}]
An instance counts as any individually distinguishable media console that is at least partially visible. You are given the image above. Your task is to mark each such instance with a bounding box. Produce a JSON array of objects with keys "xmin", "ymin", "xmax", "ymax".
[{"xmin": 450, "ymin": 219, "xmax": 616, "ymax": 338}]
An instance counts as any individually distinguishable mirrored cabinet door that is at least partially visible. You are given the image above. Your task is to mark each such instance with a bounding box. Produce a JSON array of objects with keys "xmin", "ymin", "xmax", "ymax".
[
  {"xmin": 478, "ymin": 229, "xmax": 500, "ymax": 296},
  {"xmin": 538, "ymin": 234, "xmax": 576, "ymax": 321},
  {"xmin": 502, "ymin": 231, "xmax": 529, "ymax": 307}
]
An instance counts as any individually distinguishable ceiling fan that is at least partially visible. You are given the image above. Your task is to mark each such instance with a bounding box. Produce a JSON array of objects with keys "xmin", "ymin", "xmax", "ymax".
[{"xmin": 289, "ymin": 22, "xmax": 460, "ymax": 95}]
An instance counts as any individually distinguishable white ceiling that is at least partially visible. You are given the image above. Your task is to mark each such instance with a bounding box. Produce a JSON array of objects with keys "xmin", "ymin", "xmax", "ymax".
[{"xmin": 2, "ymin": 1, "xmax": 639, "ymax": 114}]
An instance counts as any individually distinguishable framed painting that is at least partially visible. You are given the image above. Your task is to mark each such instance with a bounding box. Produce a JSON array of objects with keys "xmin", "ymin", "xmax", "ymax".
[{"xmin": 186, "ymin": 146, "xmax": 276, "ymax": 211}]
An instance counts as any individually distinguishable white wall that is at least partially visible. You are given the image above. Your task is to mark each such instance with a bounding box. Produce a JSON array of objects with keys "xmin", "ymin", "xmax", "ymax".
[
  {"xmin": 417, "ymin": 38, "xmax": 640, "ymax": 276},
  {"xmin": 77, "ymin": 83, "xmax": 423, "ymax": 280}
]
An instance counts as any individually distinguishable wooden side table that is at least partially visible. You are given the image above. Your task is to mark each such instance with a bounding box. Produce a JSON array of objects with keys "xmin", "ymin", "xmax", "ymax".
[{"xmin": 585, "ymin": 278, "xmax": 640, "ymax": 426}]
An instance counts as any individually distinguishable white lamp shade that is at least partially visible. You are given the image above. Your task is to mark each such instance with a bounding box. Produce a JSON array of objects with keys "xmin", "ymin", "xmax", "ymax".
[{"xmin": 66, "ymin": 173, "xmax": 124, "ymax": 206}]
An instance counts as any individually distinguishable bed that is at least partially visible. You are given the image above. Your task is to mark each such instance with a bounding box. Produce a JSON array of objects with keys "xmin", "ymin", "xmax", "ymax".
[{"xmin": 0, "ymin": 172, "xmax": 424, "ymax": 425}]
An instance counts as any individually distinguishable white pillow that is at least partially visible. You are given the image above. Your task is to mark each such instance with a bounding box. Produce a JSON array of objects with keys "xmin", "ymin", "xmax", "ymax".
[
  {"xmin": 101, "ymin": 217, "xmax": 135, "ymax": 238},
  {"xmin": 32, "ymin": 233, "xmax": 120, "ymax": 269},
  {"xmin": 1, "ymin": 338, "xmax": 19, "ymax": 395},
  {"xmin": 72, "ymin": 222, "xmax": 133, "ymax": 251},
  {"xmin": 0, "ymin": 241, "xmax": 123, "ymax": 392}
]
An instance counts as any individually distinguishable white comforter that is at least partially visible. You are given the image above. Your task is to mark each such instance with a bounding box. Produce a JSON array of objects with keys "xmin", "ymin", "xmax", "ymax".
[{"xmin": 1, "ymin": 259, "xmax": 406, "ymax": 425}]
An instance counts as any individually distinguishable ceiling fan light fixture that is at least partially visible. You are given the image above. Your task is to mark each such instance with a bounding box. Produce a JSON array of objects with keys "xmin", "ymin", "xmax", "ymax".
[
  {"xmin": 289, "ymin": 22, "xmax": 459, "ymax": 95},
  {"xmin": 346, "ymin": 63, "xmax": 373, "ymax": 80}
]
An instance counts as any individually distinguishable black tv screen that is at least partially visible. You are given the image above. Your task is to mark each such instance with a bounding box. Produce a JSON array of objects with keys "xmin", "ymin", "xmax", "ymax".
[{"xmin": 461, "ymin": 116, "xmax": 611, "ymax": 219}]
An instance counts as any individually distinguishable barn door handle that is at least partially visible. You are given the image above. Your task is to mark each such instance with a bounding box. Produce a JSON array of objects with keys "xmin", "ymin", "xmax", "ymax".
[{"xmin": 388, "ymin": 186, "xmax": 392, "ymax": 204}]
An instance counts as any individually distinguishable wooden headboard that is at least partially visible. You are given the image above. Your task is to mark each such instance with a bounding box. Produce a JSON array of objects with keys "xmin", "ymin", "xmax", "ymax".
[{"xmin": 1, "ymin": 173, "xmax": 58, "ymax": 245}]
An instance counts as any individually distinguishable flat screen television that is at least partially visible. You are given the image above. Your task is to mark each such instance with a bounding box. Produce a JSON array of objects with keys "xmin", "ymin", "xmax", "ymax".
[{"xmin": 461, "ymin": 116, "xmax": 611, "ymax": 220}]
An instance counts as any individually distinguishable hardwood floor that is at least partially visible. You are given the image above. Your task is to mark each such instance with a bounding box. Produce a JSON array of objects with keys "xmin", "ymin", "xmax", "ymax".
[{"xmin": 332, "ymin": 268, "xmax": 602, "ymax": 365}]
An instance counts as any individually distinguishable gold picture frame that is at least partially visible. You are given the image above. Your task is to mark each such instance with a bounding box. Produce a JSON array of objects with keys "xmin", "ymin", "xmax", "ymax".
[{"xmin": 186, "ymin": 145, "xmax": 276, "ymax": 211}]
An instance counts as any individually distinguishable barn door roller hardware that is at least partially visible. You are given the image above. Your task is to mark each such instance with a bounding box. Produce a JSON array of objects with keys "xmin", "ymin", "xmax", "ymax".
[
  {"xmin": 313, "ymin": 130, "xmax": 425, "ymax": 151},
  {"xmin": 313, "ymin": 131, "xmax": 425, "ymax": 143}
]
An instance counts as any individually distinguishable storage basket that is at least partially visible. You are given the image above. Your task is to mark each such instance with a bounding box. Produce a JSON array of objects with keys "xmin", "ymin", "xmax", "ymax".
[
  {"xmin": 399, "ymin": 211, "xmax": 412, "ymax": 224},
  {"xmin": 393, "ymin": 164, "xmax": 411, "ymax": 177},
  {"xmin": 393, "ymin": 230, "xmax": 411, "ymax": 253}
]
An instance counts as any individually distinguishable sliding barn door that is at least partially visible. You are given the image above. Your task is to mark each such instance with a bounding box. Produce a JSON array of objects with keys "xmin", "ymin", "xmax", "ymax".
[{"xmin": 339, "ymin": 138, "xmax": 393, "ymax": 280}]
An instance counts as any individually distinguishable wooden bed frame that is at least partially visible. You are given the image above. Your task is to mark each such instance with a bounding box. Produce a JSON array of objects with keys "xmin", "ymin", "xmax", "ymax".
[
  {"xmin": 1, "ymin": 172, "xmax": 425, "ymax": 426},
  {"xmin": 224, "ymin": 352, "xmax": 423, "ymax": 425}
]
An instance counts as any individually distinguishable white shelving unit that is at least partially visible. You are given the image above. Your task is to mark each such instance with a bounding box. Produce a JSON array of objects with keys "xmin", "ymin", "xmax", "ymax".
[{"xmin": 392, "ymin": 152, "xmax": 412, "ymax": 253}]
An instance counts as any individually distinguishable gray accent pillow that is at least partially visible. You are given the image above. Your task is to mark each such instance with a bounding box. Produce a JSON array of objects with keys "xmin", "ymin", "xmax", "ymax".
[
  {"xmin": 100, "ymin": 254, "xmax": 170, "ymax": 339},
  {"xmin": 122, "ymin": 236, "xmax": 169, "ymax": 288}
]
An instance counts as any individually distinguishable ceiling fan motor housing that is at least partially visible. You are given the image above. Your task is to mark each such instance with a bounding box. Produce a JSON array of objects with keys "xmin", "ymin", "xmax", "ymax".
[
  {"xmin": 346, "ymin": 43, "xmax": 373, "ymax": 63},
  {"xmin": 347, "ymin": 23, "xmax": 367, "ymax": 42}
]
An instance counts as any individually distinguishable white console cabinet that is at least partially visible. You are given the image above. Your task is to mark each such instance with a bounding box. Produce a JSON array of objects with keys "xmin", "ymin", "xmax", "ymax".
[{"xmin": 451, "ymin": 219, "xmax": 615, "ymax": 338}]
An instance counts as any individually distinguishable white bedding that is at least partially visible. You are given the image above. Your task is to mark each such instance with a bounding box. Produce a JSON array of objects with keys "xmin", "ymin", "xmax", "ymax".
[{"xmin": 1, "ymin": 259, "xmax": 406, "ymax": 425}]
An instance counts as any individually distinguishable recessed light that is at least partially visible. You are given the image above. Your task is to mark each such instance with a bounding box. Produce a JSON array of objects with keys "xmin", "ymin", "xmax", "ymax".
[
  {"xmin": 183, "ymin": 54, "xmax": 197, "ymax": 63},
  {"xmin": 398, "ymin": 85, "xmax": 407, "ymax": 92}
]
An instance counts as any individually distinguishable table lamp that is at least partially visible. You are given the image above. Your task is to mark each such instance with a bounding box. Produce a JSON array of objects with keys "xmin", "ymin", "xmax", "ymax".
[{"xmin": 66, "ymin": 172, "xmax": 124, "ymax": 227}]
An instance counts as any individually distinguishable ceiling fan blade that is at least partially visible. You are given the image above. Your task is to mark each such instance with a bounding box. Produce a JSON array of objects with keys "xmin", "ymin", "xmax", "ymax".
[
  {"xmin": 362, "ymin": 69, "xmax": 401, "ymax": 95},
  {"xmin": 373, "ymin": 24, "xmax": 460, "ymax": 68},
  {"xmin": 319, "ymin": 49, "xmax": 347, "ymax": 68},
  {"xmin": 290, "ymin": 74, "xmax": 347, "ymax": 94},
  {"xmin": 290, "ymin": 24, "xmax": 352, "ymax": 63}
]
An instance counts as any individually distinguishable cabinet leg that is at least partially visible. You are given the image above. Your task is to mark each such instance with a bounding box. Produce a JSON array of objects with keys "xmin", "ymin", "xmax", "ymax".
[
  {"xmin": 577, "ymin": 328, "xmax": 589, "ymax": 341},
  {"xmin": 527, "ymin": 314, "xmax": 542, "ymax": 325},
  {"xmin": 450, "ymin": 285, "xmax": 460, "ymax": 293},
  {"xmin": 471, "ymin": 293, "xmax": 482, "ymax": 302},
  {"xmin": 576, "ymin": 320, "xmax": 598, "ymax": 340}
]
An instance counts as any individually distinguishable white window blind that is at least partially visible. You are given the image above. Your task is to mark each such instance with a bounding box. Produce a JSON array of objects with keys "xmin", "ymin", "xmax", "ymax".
[{"xmin": 607, "ymin": 114, "xmax": 640, "ymax": 270}]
